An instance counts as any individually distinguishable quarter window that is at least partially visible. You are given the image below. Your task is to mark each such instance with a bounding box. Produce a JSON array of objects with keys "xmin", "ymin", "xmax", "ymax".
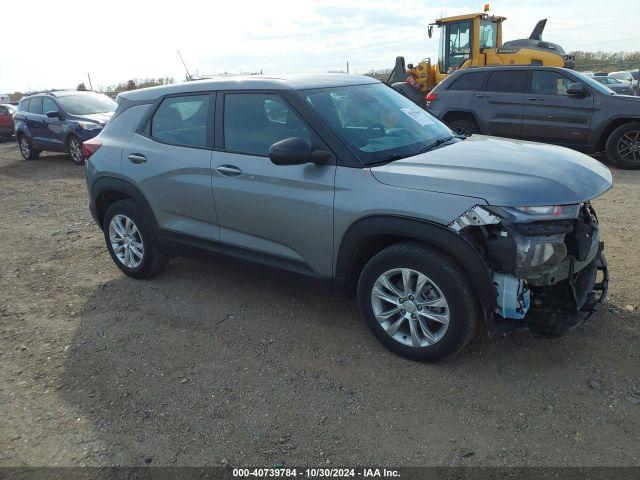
[
  {"xmin": 485, "ymin": 71, "xmax": 528, "ymax": 93},
  {"xmin": 27, "ymin": 97, "xmax": 43, "ymax": 115},
  {"xmin": 448, "ymin": 72, "xmax": 486, "ymax": 91},
  {"xmin": 150, "ymin": 95, "xmax": 209, "ymax": 147},
  {"xmin": 224, "ymin": 93, "xmax": 310, "ymax": 156},
  {"xmin": 531, "ymin": 71, "xmax": 573, "ymax": 95},
  {"xmin": 42, "ymin": 97, "xmax": 58, "ymax": 114}
]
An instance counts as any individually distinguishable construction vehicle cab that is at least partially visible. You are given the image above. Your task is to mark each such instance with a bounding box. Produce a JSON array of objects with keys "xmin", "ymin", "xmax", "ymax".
[
  {"xmin": 429, "ymin": 13, "xmax": 505, "ymax": 78},
  {"xmin": 388, "ymin": 9, "xmax": 575, "ymax": 105}
]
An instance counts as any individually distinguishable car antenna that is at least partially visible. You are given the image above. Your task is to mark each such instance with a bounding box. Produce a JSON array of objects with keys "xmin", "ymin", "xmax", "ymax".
[{"xmin": 178, "ymin": 50, "xmax": 193, "ymax": 81}]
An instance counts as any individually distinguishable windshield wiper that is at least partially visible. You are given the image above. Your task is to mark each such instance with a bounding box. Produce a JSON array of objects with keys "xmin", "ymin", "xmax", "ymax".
[{"xmin": 418, "ymin": 136, "xmax": 455, "ymax": 154}]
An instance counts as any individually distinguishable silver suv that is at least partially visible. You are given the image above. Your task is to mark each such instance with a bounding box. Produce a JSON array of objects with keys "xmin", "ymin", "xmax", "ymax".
[{"xmin": 85, "ymin": 74, "xmax": 612, "ymax": 361}]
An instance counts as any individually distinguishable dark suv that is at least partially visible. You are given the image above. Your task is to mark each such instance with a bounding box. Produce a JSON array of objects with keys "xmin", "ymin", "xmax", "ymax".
[
  {"xmin": 14, "ymin": 91, "xmax": 117, "ymax": 164},
  {"xmin": 424, "ymin": 66, "xmax": 640, "ymax": 169}
]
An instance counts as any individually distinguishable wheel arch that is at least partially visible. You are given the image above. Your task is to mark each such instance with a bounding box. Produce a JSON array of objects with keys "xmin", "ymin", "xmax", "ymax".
[
  {"xmin": 441, "ymin": 111, "xmax": 481, "ymax": 131},
  {"xmin": 597, "ymin": 117, "xmax": 640, "ymax": 151},
  {"xmin": 334, "ymin": 215, "xmax": 497, "ymax": 312},
  {"xmin": 91, "ymin": 177, "xmax": 159, "ymax": 232}
]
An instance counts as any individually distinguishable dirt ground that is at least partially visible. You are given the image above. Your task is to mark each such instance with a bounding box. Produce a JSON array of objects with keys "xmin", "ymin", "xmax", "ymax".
[{"xmin": 0, "ymin": 140, "xmax": 638, "ymax": 468}]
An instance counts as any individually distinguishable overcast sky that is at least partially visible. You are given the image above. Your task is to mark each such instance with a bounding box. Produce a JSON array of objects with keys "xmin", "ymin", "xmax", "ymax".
[{"xmin": 2, "ymin": 0, "xmax": 639, "ymax": 92}]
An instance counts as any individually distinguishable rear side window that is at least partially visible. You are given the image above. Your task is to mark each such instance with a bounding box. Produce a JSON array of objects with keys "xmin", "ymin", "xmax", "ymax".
[
  {"xmin": 224, "ymin": 93, "xmax": 310, "ymax": 156},
  {"xmin": 448, "ymin": 72, "xmax": 486, "ymax": 91},
  {"xmin": 485, "ymin": 71, "xmax": 528, "ymax": 93},
  {"xmin": 150, "ymin": 95, "xmax": 209, "ymax": 147},
  {"xmin": 28, "ymin": 97, "xmax": 43, "ymax": 114}
]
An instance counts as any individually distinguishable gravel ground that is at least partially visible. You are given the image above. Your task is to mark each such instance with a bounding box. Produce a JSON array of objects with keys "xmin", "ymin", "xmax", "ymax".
[{"xmin": 0, "ymin": 140, "xmax": 639, "ymax": 467}]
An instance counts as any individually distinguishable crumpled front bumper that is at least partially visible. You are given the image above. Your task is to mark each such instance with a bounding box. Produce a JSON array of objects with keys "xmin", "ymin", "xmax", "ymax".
[{"xmin": 525, "ymin": 245, "xmax": 608, "ymax": 337}]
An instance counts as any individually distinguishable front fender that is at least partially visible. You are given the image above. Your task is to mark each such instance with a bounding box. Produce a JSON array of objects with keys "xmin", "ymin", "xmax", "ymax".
[{"xmin": 334, "ymin": 215, "xmax": 497, "ymax": 313}]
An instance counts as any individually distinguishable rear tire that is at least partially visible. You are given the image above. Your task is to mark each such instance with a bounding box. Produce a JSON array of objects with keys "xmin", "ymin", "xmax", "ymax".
[
  {"xmin": 18, "ymin": 134, "xmax": 40, "ymax": 160},
  {"xmin": 357, "ymin": 242, "xmax": 479, "ymax": 362},
  {"xmin": 605, "ymin": 122, "xmax": 640, "ymax": 169},
  {"xmin": 67, "ymin": 135, "xmax": 84, "ymax": 165},
  {"xmin": 447, "ymin": 119, "xmax": 479, "ymax": 137},
  {"xmin": 103, "ymin": 199, "xmax": 169, "ymax": 279}
]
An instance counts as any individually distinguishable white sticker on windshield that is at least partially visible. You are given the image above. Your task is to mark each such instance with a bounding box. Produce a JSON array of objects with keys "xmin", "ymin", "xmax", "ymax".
[{"xmin": 400, "ymin": 107, "xmax": 434, "ymax": 126}]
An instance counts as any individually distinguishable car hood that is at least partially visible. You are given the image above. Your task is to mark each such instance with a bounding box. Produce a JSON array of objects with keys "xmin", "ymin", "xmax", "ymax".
[
  {"xmin": 75, "ymin": 112, "xmax": 114, "ymax": 124},
  {"xmin": 370, "ymin": 135, "xmax": 613, "ymax": 206}
]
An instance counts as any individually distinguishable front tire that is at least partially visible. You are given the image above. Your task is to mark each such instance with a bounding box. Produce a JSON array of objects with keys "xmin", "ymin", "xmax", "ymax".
[
  {"xmin": 447, "ymin": 119, "xmax": 479, "ymax": 137},
  {"xmin": 103, "ymin": 199, "xmax": 169, "ymax": 279},
  {"xmin": 67, "ymin": 135, "xmax": 84, "ymax": 165},
  {"xmin": 357, "ymin": 242, "xmax": 479, "ymax": 362},
  {"xmin": 605, "ymin": 122, "xmax": 640, "ymax": 169},
  {"xmin": 18, "ymin": 134, "xmax": 40, "ymax": 160}
]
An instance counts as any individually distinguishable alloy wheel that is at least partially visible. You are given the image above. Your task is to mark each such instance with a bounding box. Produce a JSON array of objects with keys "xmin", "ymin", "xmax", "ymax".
[
  {"xmin": 108, "ymin": 214, "xmax": 144, "ymax": 269},
  {"xmin": 371, "ymin": 268, "xmax": 450, "ymax": 348},
  {"xmin": 69, "ymin": 138, "xmax": 84, "ymax": 164},
  {"xmin": 617, "ymin": 130, "xmax": 640, "ymax": 162},
  {"xmin": 19, "ymin": 137, "xmax": 30, "ymax": 158}
]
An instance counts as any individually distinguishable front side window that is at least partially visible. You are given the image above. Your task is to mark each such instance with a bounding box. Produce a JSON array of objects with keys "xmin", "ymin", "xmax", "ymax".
[
  {"xmin": 531, "ymin": 71, "xmax": 573, "ymax": 95},
  {"xmin": 441, "ymin": 21, "xmax": 472, "ymax": 73},
  {"xmin": 56, "ymin": 93, "xmax": 117, "ymax": 115},
  {"xmin": 42, "ymin": 97, "xmax": 58, "ymax": 114},
  {"xmin": 485, "ymin": 70, "xmax": 528, "ymax": 93},
  {"xmin": 224, "ymin": 93, "xmax": 310, "ymax": 156},
  {"xmin": 151, "ymin": 95, "xmax": 209, "ymax": 147},
  {"xmin": 20, "ymin": 98, "xmax": 30, "ymax": 111},
  {"xmin": 479, "ymin": 20, "xmax": 498, "ymax": 49},
  {"xmin": 303, "ymin": 83, "xmax": 452, "ymax": 165},
  {"xmin": 28, "ymin": 97, "xmax": 43, "ymax": 115}
]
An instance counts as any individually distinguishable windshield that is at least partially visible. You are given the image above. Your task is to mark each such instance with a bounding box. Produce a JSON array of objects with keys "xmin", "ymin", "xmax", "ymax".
[
  {"xmin": 571, "ymin": 71, "xmax": 616, "ymax": 95},
  {"xmin": 302, "ymin": 83, "xmax": 454, "ymax": 165},
  {"xmin": 611, "ymin": 72, "xmax": 632, "ymax": 82},
  {"xmin": 56, "ymin": 93, "xmax": 117, "ymax": 115},
  {"xmin": 595, "ymin": 76, "xmax": 620, "ymax": 85}
]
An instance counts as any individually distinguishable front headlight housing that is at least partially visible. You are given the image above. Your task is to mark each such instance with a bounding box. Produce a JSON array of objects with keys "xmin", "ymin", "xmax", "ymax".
[
  {"xmin": 486, "ymin": 204, "xmax": 581, "ymax": 223},
  {"xmin": 77, "ymin": 121, "xmax": 103, "ymax": 131}
]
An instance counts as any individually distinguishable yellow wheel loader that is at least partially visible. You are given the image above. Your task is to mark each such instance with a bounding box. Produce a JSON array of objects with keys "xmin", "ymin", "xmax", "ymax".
[{"xmin": 389, "ymin": 9, "xmax": 575, "ymax": 105}]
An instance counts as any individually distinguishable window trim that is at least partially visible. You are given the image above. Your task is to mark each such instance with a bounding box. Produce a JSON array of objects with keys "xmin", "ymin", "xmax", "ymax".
[
  {"xmin": 217, "ymin": 90, "xmax": 318, "ymax": 158},
  {"xmin": 137, "ymin": 92, "xmax": 215, "ymax": 151}
]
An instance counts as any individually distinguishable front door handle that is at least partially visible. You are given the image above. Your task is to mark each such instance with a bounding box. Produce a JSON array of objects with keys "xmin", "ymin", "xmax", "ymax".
[
  {"xmin": 528, "ymin": 97, "xmax": 544, "ymax": 102},
  {"xmin": 476, "ymin": 94, "xmax": 490, "ymax": 99},
  {"xmin": 127, "ymin": 153, "xmax": 147, "ymax": 164},
  {"xmin": 216, "ymin": 165, "xmax": 242, "ymax": 177}
]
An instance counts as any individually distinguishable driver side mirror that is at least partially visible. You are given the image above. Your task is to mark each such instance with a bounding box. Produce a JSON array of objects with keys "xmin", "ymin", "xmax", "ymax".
[
  {"xmin": 46, "ymin": 110, "xmax": 63, "ymax": 120},
  {"xmin": 268, "ymin": 137, "xmax": 330, "ymax": 166},
  {"xmin": 428, "ymin": 25, "xmax": 434, "ymax": 38},
  {"xmin": 566, "ymin": 82, "xmax": 587, "ymax": 97}
]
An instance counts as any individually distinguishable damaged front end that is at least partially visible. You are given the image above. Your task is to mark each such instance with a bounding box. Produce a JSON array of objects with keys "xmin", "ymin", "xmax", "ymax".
[{"xmin": 450, "ymin": 203, "xmax": 608, "ymax": 337}]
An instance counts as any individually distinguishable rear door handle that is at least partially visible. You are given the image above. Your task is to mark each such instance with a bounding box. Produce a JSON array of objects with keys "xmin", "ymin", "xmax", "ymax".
[
  {"xmin": 127, "ymin": 153, "xmax": 147, "ymax": 164},
  {"xmin": 216, "ymin": 165, "xmax": 242, "ymax": 177},
  {"xmin": 476, "ymin": 94, "xmax": 489, "ymax": 98},
  {"xmin": 528, "ymin": 97, "xmax": 544, "ymax": 102}
]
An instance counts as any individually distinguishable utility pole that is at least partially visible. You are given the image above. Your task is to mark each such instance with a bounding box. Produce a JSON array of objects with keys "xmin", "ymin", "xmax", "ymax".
[
  {"xmin": 346, "ymin": 61, "xmax": 349, "ymax": 74},
  {"xmin": 87, "ymin": 73, "xmax": 93, "ymax": 91}
]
